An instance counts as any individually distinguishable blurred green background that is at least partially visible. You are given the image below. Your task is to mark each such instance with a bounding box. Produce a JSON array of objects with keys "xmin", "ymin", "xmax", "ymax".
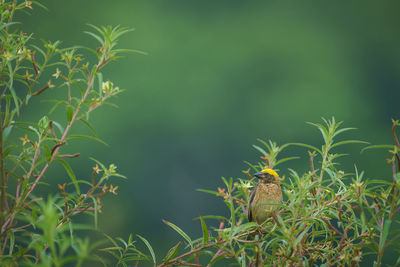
[{"xmin": 18, "ymin": 0, "xmax": 399, "ymax": 264}]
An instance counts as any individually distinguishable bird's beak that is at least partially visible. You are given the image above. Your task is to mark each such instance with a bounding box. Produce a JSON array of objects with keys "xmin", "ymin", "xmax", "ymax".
[{"xmin": 253, "ymin": 171, "xmax": 263, "ymax": 179}]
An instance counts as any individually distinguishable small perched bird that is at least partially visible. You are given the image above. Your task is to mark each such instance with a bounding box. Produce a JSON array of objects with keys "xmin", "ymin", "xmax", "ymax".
[{"xmin": 247, "ymin": 168, "xmax": 282, "ymax": 224}]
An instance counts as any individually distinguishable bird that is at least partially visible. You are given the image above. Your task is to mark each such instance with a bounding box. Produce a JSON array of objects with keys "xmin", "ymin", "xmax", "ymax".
[{"xmin": 247, "ymin": 168, "xmax": 282, "ymax": 224}]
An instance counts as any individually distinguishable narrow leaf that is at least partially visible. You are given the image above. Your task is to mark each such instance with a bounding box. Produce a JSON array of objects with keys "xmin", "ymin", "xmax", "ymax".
[
  {"xmin": 67, "ymin": 134, "xmax": 108, "ymax": 146},
  {"xmin": 162, "ymin": 220, "xmax": 193, "ymax": 249},
  {"xmin": 193, "ymin": 215, "xmax": 228, "ymax": 221},
  {"xmin": 333, "ymin": 127, "xmax": 357, "ymax": 137},
  {"xmin": 331, "ymin": 140, "xmax": 369, "ymax": 149},
  {"xmin": 256, "ymin": 138, "xmax": 272, "ymax": 152},
  {"xmin": 84, "ymin": 31, "xmax": 104, "ymax": 45},
  {"xmin": 8, "ymin": 230, "xmax": 15, "ymax": 256},
  {"xmin": 66, "ymin": 106, "xmax": 73, "ymax": 122},
  {"xmin": 79, "ymin": 119, "xmax": 98, "ymax": 137},
  {"xmin": 275, "ymin": 156, "xmax": 300, "ymax": 166},
  {"xmin": 7, "ymin": 62, "xmax": 20, "ymax": 115},
  {"xmin": 0, "ymin": 22, "xmax": 18, "ymax": 30},
  {"xmin": 162, "ymin": 242, "xmax": 181, "ymax": 263},
  {"xmin": 252, "ymin": 145, "xmax": 267, "ymax": 156},
  {"xmin": 2, "ymin": 125, "xmax": 13, "ymax": 141},
  {"xmin": 294, "ymin": 229, "xmax": 308, "ymax": 247},
  {"xmin": 285, "ymin": 142, "xmax": 322, "ymax": 155},
  {"xmin": 380, "ymin": 219, "xmax": 392, "ymax": 250},
  {"xmin": 196, "ymin": 189, "xmax": 218, "ymax": 195},
  {"xmin": 137, "ymin": 235, "xmax": 156, "ymax": 266},
  {"xmin": 199, "ymin": 215, "xmax": 209, "ymax": 246},
  {"xmin": 97, "ymin": 72, "xmax": 103, "ymax": 96},
  {"xmin": 361, "ymin": 145, "xmax": 394, "ymax": 153},
  {"xmin": 57, "ymin": 159, "xmax": 80, "ymax": 194}
]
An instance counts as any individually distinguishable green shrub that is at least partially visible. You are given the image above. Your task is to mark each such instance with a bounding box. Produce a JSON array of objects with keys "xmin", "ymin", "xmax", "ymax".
[
  {"xmin": 0, "ymin": 1, "xmax": 142, "ymax": 265},
  {"xmin": 137, "ymin": 118, "xmax": 399, "ymax": 267}
]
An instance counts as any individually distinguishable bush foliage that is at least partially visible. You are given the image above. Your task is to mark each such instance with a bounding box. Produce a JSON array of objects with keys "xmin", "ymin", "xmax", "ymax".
[{"xmin": 1, "ymin": 1, "xmax": 400, "ymax": 266}]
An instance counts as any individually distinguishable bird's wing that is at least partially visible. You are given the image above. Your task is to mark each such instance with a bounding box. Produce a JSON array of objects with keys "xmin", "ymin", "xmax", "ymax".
[{"xmin": 247, "ymin": 183, "xmax": 258, "ymax": 222}]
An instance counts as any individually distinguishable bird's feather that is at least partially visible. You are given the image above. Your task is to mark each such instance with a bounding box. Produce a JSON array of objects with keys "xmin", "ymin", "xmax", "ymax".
[{"xmin": 247, "ymin": 183, "xmax": 258, "ymax": 222}]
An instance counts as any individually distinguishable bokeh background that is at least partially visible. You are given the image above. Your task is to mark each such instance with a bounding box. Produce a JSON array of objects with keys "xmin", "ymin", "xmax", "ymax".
[{"xmin": 18, "ymin": 0, "xmax": 399, "ymax": 264}]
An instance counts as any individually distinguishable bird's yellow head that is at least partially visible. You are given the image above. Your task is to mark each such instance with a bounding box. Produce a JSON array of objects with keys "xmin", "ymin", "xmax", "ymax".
[{"xmin": 254, "ymin": 168, "xmax": 279, "ymax": 183}]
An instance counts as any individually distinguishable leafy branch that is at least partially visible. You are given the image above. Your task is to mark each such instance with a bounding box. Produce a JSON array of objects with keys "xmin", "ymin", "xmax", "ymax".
[{"xmin": 107, "ymin": 118, "xmax": 400, "ymax": 266}]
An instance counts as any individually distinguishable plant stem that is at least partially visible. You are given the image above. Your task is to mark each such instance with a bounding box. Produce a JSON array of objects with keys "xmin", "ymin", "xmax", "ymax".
[
  {"xmin": 318, "ymin": 143, "xmax": 330, "ymax": 184},
  {"xmin": 22, "ymin": 70, "xmax": 97, "ymax": 203},
  {"xmin": 1, "ymin": 55, "xmax": 103, "ymax": 232},
  {"xmin": 0, "ymin": 112, "xmax": 4, "ymax": 227},
  {"xmin": 157, "ymin": 240, "xmax": 225, "ymax": 267}
]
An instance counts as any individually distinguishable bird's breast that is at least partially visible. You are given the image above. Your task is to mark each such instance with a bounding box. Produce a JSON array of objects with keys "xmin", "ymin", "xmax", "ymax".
[{"xmin": 251, "ymin": 183, "xmax": 282, "ymax": 224}]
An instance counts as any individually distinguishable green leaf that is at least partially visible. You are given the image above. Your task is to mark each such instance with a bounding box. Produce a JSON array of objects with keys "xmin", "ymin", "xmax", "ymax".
[
  {"xmin": 380, "ymin": 219, "xmax": 392, "ymax": 250},
  {"xmin": 3, "ymin": 144, "xmax": 15, "ymax": 158},
  {"xmin": 395, "ymin": 173, "xmax": 400, "ymax": 183},
  {"xmin": 285, "ymin": 142, "xmax": 322, "ymax": 155},
  {"xmin": 361, "ymin": 144, "xmax": 394, "ymax": 153},
  {"xmin": 84, "ymin": 30, "xmax": 104, "ymax": 45},
  {"xmin": 52, "ymin": 120, "xmax": 65, "ymax": 135},
  {"xmin": 67, "ymin": 134, "xmax": 108, "ymax": 146},
  {"xmin": 252, "ymin": 145, "xmax": 267, "ymax": 156},
  {"xmin": 307, "ymin": 121, "xmax": 328, "ymax": 144},
  {"xmin": 128, "ymin": 234, "xmax": 133, "ymax": 245},
  {"xmin": 89, "ymin": 157, "xmax": 107, "ymax": 171},
  {"xmin": 103, "ymin": 233, "xmax": 119, "ymax": 248},
  {"xmin": 113, "ymin": 48, "xmax": 148, "ymax": 55},
  {"xmin": 116, "ymin": 237, "xmax": 128, "ymax": 248},
  {"xmin": 7, "ymin": 62, "xmax": 20, "ymax": 116},
  {"xmin": 332, "ymin": 127, "xmax": 357, "ymax": 137},
  {"xmin": 193, "ymin": 215, "xmax": 228, "ymax": 221},
  {"xmin": 196, "ymin": 189, "xmax": 218, "ymax": 195},
  {"xmin": 97, "ymin": 72, "xmax": 103, "ymax": 96},
  {"xmin": 57, "ymin": 159, "xmax": 80, "ymax": 194},
  {"xmin": 66, "ymin": 106, "xmax": 73, "ymax": 122},
  {"xmin": 121, "ymin": 256, "xmax": 147, "ymax": 263},
  {"xmin": 243, "ymin": 161, "xmax": 260, "ymax": 172},
  {"xmin": 256, "ymin": 138, "xmax": 272, "ymax": 152},
  {"xmin": 199, "ymin": 215, "xmax": 209, "ymax": 246},
  {"xmin": 48, "ymin": 99, "xmax": 68, "ymax": 114},
  {"xmin": 31, "ymin": 44, "xmax": 47, "ymax": 58},
  {"xmin": 90, "ymin": 196, "xmax": 98, "ymax": 230},
  {"xmin": 275, "ymin": 156, "xmax": 300, "ymax": 166},
  {"xmin": 331, "ymin": 140, "xmax": 369, "ymax": 149},
  {"xmin": 240, "ymin": 250, "xmax": 246, "ymax": 267},
  {"xmin": 209, "ymin": 253, "xmax": 228, "ymax": 265},
  {"xmin": 137, "ymin": 235, "xmax": 156, "ymax": 266},
  {"xmin": 294, "ymin": 228, "xmax": 308, "ymax": 247},
  {"xmin": 360, "ymin": 214, "xmax": 367, "ymax": 233},
  {"xmin": 162, "ymin": 242, "xmax": 181, "ymax": 263},
  {"xmin": 38, "ymin": 115, "xmax": 49, "ymax": 131},
  {"xmin": 0, "ymin": 22, "xmax": 18, "ymax": 31},
  {"xmin": 162, "ymin": 220, "xmax": 193, "ymax": 249},
  {"xmin": 2, "ymin": 125, "xmax": 13, "ymax": 141},
  {"xmin": 86, "ymin": 24, "xmax": 104, "ymax": 35},
  {"xmin": 8, "ymin": 230, "xmax": 15, "ymax": 256},
  {"xmin": 232, "ymin": 222, "xmax": 258, "ymax": 236}
]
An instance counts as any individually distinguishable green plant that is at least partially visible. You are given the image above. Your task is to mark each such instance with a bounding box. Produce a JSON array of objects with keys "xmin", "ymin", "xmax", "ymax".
[
  {"xmin": 0, "ymin": 1, "xmax": 145, "ymax": 265},
  {"xmin": 108, "ymin": 118, "xmax": 399, "ymax": 267}
]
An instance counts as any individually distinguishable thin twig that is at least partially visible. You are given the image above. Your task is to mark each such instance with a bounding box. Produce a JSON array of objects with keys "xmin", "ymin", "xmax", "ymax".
[
  {"xmin": 321, "ymin": 217, "xmax": 343, "ymax": 236},
  {"xmin": 157, "ymin": 240, "xmax": 225, "ymax": 267},
  {"xmin": 392, "ymin": 122, "xmax": 400, "ymax": 149}
]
